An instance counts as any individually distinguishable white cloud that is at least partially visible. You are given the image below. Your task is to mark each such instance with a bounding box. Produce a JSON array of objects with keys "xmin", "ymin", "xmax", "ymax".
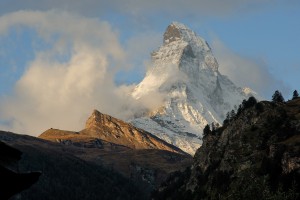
[
  {"xmin": 211, "ymin": 38, "xmax": 289, "ymax": 99},
  {"xmin": 0, "ymin": 10, "xmax": 146, "ymax": 135},
  {"xmin": 123, "ymin": 31, "xmax": 161, "ymax": 76}
]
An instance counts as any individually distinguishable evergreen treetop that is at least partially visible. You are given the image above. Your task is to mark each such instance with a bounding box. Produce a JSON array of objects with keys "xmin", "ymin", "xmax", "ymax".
[
  {"xmin": 272, "ymin": 90, "xmax": 285, "ymax": 103},
  {"xmin": 292, "ymin": 90, "xmax": 299, "ymax": 100},
  {"xmin": 203, "ymin": 124, "xmax": 211, "ymax": 136}
]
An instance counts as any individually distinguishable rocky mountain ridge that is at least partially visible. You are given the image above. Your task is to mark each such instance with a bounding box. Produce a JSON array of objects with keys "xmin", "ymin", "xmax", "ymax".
[{"xmin": 40, "ymin": 109, "xmax": 185, "ymax": 154}]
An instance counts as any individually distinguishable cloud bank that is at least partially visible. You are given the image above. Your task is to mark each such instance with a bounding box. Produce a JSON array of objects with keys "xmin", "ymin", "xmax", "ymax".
[
  {"xmin": 0, "ymin": 10, "xmax": 160, "ymax": 135},
  {"xmin": 211, "ymin": 38, "xmax": 289, "ymax": 98}
]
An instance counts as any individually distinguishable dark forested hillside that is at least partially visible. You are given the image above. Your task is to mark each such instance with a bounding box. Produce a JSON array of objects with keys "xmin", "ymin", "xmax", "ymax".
[{"xmin": 153, "ymin": 98, "xmax": 300, "ymax": 200}]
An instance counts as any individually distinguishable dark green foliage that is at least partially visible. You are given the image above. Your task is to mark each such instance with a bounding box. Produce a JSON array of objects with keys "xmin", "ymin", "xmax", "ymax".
[
  {"xmin": 209, "ymin": 123, "xmax": 222, "ymax": 135},
  {"xmin": 234, "ymin": 96, "xmax": 258, "ymax": 118},
  {"xmin": 203, "ymin": 124, "xmax": 211, "ymax": 137},
  {"xmin": 230, "ymin": 109, "xmax": 236, "ymax": 120},
  {"xmin": 223, "ymin": 112, "xmax": 230, "ymax": 126},
  {"xmin": 224, "ymin": 97, "xmax": 258, "ymax": 126},
  {"xmin": 242, "ymin": 96, "xmax": 258, "ymax": 109},
  {"xmin": 152, "ymin": 167, "xmax": 192, "ymax": 200},
  {"xmin": 223, "ymin": 119, "xmax": 229, "ymax": 126},
  {"xmin": 292, "ymin": 90, "xmax": 299, "ymax": 100},
  {"xmin": 237, "ymin": 104, "xmax": 243, "ymax": 116},
  {"xmin": 250, "ymin": 124, "xmax": 258, "ymax": 131},
  {"xmin": 225, "ymin": 172, "xmax": 299, "ymax": 200},
  {"xmin": 224, "ymin": 111, "xmax": 235, "ymax": 126},
  {"xmin": 247, "ymin": 96, "xmax": 258, "ymax": 106},
  {"xmin": 255, "ymin": 102, "xmax": 264, "ymax": 113},
  {"xmin": 211, "ymin": 170, "xmax": 231, "ymax": 192},
  {"xmin": 272, "ymin": 90, "xmax": 285, "ymax": 103},
  {"xmin": 224, "ymin": 96, "xmax": 258, "ymax": 127}
]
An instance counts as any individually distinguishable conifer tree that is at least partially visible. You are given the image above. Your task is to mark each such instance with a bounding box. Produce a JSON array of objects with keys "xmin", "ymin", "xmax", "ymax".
[
  {"xmin": 292, "ymin": 90, "xmax": 299, "ymax": 100},
  {"xmin": 226, "ymin": 112, "xmax": 230, "ymax": 120},
  {"xmin": 223, "ymin": 112, "xmax": 230, "ymax": 125},
  {"xmin": 237, "ymin": 104, "xmax": 243, "ymax": 116},
  {"xmin": 247, "ymin": 96, "xmax": 257, "ymax": 107},
  {"xmin": 272, "ymin": 90, "xmax": 285, "ymax": 103},
  {"xmin": 230, "ymin": 110, "xmax": 236, "ymax": 120},
  {"xmin": 203, "ymin": 124, "xmax": 211, "ymax": 136}
]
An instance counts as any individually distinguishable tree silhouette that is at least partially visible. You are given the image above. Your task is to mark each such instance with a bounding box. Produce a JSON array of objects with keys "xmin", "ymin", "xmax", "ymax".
[
  {"xmin": 247, "ymin": 96, "xmax": 257, "ymax": 107},
  {"xmin": 242, "ymin": 96, "xmax": 257, "ymax": 109},
  {"xmin": 223, "ymin": 112, "xmax": 230, "ymax": 125},
  {"xmin": 203, "ymin": 124, "xmax": 211, "ymax": 136},
  {"xmin": 272, "ymin": 90, "xmax": 285, "ymax": 103},
  {"xmin": 230, "ymin": 110, "xmax": 236, "ymax": 120},
  {"xmin": 292, "ymin": 90, "xmax": 299, "ymax": 100}
]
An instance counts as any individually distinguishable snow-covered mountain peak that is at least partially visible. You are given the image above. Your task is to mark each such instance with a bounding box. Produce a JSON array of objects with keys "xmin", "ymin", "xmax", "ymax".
[
  {"xmin": 163, "ymin": 22, "xmax": 214, "ymax": 67},
  {"xmin": 163, "ymin": 22, "xmax": 189, "ymax": 44},
  {"xmin": 130, "ymin": 22, "xmax": 257, "ymax": 154},
  {"xmin": 164, "ymin": 22, "xmax": 210, "ymax": 50}
]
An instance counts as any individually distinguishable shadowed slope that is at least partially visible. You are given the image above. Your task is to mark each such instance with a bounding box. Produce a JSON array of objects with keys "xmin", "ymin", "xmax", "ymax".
[
  {"xmin": 0, "ymin": 131, "xmax": 145, "ymax": 200},
  {"xmin": 0, "ymin": 142, "xmax": 41, "ymax": 199}
]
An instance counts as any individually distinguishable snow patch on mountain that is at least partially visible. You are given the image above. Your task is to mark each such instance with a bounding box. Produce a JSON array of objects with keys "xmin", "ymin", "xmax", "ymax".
[{"xmin": 130, "ymin": 22, "xmax": 256, "ymax": 154}]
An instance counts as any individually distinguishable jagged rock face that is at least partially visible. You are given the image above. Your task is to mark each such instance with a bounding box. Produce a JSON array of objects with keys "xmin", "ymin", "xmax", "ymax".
[
  {"xmin": 81, "ymin": 110, "xmax": 185, "ymax": 154},
  {"xmin": 153, "ymin": 99, "xmax": 300, "ymax": 200},
  {"xmin": 131, "ymin": 22, "xmax": 256, "ymax": 154},
  {"xmin": 85, "ymin": 109, "xmax": 125, "ymax": 130},
  {"xmin": 163, "ymin": 24, "xmax": 181, "ymax": 44}
]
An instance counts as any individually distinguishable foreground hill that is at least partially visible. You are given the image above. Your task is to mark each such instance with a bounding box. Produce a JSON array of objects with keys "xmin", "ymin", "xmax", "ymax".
[
  {"xmin": 153, "ymin": 98, "xmax": 300, "ymax": 200},
  {"xmin": 0, "ymin": 141, "xmax": 40, "ymax": 199},
  {"xmin": 0, "ymin": 131, "xmax": 144, "ymax": 200}
]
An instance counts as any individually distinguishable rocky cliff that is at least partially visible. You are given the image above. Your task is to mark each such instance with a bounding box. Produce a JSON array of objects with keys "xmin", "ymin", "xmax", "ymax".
[{"xmin": 153, "ymin": 98, "xmax": 300, "ymax": 200}]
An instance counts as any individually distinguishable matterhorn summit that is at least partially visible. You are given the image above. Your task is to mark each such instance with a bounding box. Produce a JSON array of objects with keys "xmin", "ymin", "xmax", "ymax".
[{"xmin": 130, "ymin": 22, "xmax": 256, "ymax": 154}]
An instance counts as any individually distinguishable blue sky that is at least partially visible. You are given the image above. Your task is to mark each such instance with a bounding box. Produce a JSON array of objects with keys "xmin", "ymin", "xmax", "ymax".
[{"xmin": 0, "ymin": 0, "xmax": 299, "ymax": 135}]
